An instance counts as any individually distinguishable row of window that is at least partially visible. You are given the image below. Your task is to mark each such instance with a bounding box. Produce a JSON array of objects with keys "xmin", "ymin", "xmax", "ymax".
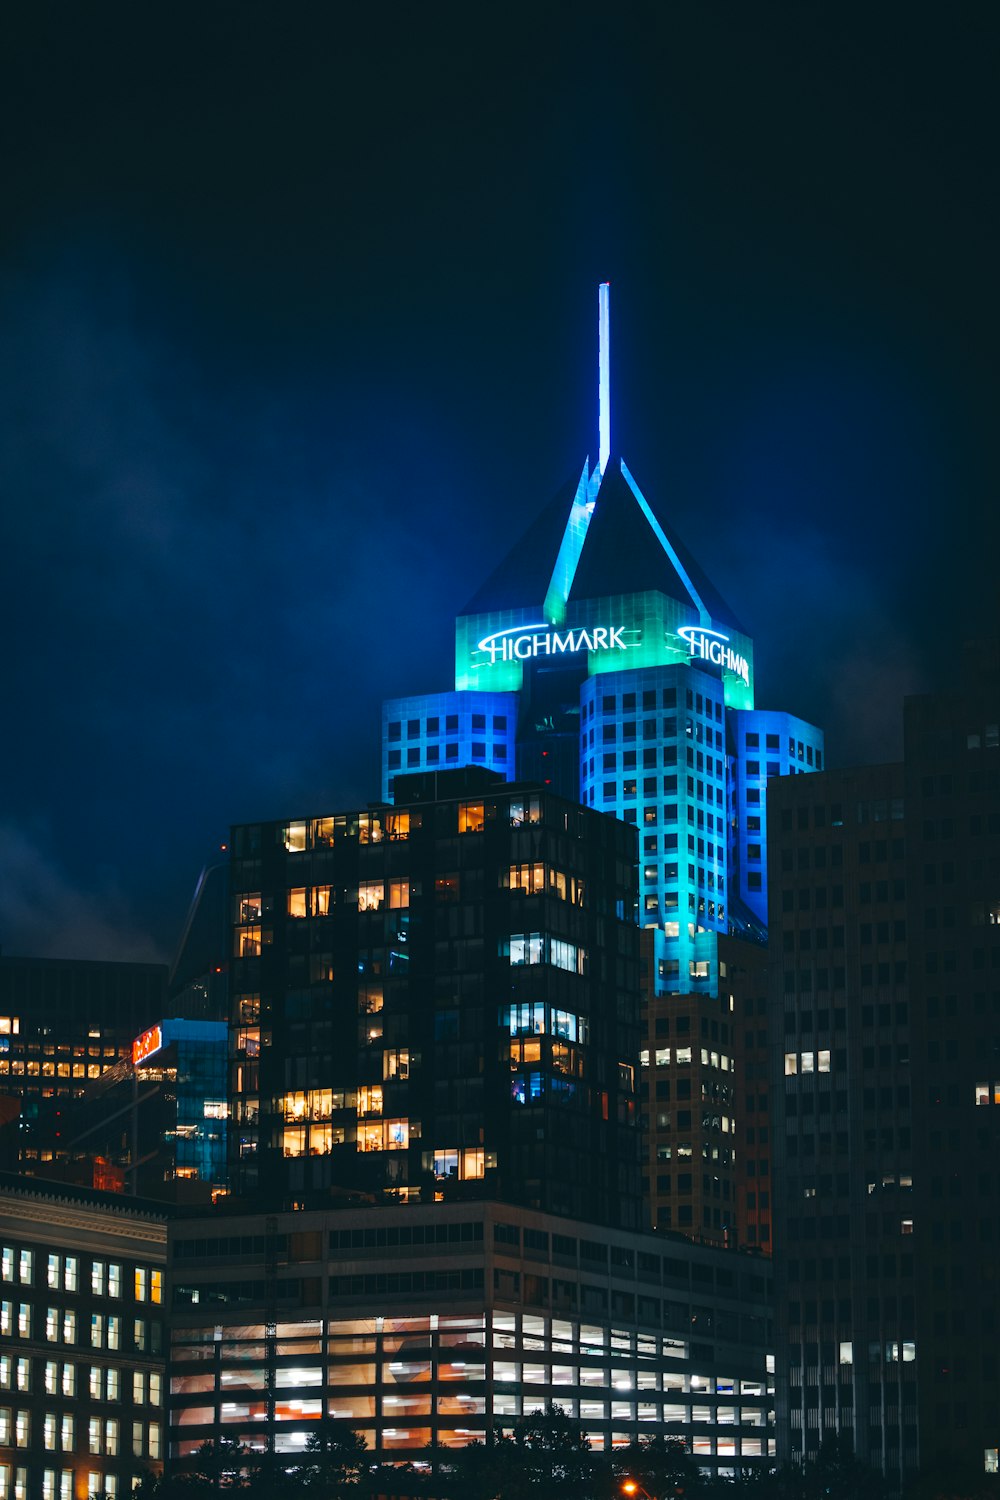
[
  {"xmin": 0, "ymin": 1408, "xmax": 161, "ymax": 1457},
  {"xmin": 387, "ymin": 713, "xmax": 508, "ymax": 740},
  {"xmin": 640, "ymin": 1047, "xmax": 732, "ymax": 1071},
  {"xmin": 506, "ymin": 933, "xmax": 586, "ymax": 974},
  {"xmin": 387, "ymin": 742, "xmax": 507, "ymax": 771},
  {"xmin": 1, "ymin": 1251, "xmax": 161, "ymax": 1302},
  {"xmin": 0, "ymin": 1357, "xmax": 161, "ymax": 1405},
  {"xmin": 0, "ymin": 1305, "xmax": 161, "ymax": 1347}
]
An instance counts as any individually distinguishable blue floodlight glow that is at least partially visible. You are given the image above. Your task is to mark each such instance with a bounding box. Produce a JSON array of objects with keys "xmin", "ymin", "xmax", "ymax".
[
  {"xmin": 543, "ymin": 461, "xmax": 597, "ymax": 624},
  {"xmin": 598, "ymin": 283, "xmax": 611, "ymax": 476}
]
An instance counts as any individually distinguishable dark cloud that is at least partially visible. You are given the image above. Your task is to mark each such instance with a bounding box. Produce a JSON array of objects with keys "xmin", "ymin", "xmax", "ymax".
[{"xmin": 0, "ymin": 4, "xmax": 997, "ymax": 958}]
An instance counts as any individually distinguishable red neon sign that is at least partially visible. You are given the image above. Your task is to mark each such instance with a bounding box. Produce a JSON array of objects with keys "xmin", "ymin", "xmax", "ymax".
[{"xmin": 132, "ymin": 1025, "xmax": 163, "ymax": 1066}]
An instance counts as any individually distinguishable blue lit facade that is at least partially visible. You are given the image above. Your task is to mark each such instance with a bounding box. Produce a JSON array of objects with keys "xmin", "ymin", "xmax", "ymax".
[
  {"xmin": 380, "ymin": 287, "xmax": 826, "ymax": 1243},
  {"xmin": 382, "ymin": 469, "xmax": 825, "ymax": 994},
  {"xmin": 381, "ymin": 690, "xmax": 517, "ymax": 795},
  {"xmin": 159, "ymin": 1019, "xmax": 229, "ymax": 1190}
]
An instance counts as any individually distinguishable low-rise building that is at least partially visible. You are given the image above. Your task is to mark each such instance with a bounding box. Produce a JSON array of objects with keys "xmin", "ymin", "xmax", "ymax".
[
  {"xmin": 168, "ymin": 1199, "xmax": 775, "ymax": 1480},
  {"xmin": 0, "ymin": 1172, "xmax": 168, "ymax": 1500}
]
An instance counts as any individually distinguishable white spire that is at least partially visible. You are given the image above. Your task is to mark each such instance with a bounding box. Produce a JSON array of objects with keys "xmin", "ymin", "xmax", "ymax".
[{"xmin": 598, "ymin": 281, "xmax": 611, "ymax": 476}]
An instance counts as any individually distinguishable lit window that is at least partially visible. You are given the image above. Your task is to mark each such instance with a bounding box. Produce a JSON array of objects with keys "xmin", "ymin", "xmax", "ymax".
[
  {"xmin": 134, "ymin": 1268, "xmax": 147, "ymax": 1302},
  {"xmin": 357, "ymin": 882, "xmax": 384, "ymax": 913},
  {"xmin": 509, "ymin": 933, "xmax": 543, "ymax": 966},
  {"xmin": 458, "ymin": 802, "xmax": 485, "ymax": 834},
  {"xmin": 283, "ymin": 822, "xmax": 307, "ymax": 853}
]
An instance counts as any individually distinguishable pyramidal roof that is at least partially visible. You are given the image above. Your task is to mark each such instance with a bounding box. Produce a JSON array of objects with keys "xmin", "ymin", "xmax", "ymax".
[
  {"xmin": 460, "ymin": 285, "xmax": 743, "ymax": 634},
  {"xmin": 568, "ymin": 459, "xmax": 743, "ymax": 631},
  {"xmin": 460, "ymin": 470, "xmax": 583, "ymax": 617},
  {"xmin": 461, "ymin": 456, "xmax": 743, "ymax": 634}
]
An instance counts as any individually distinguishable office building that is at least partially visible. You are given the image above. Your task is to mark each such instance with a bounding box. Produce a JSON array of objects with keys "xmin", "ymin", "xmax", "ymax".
[
  {"xmin": 382, "ymin": 287, "xmax": 823, "ymax": 1242},
  {"xmin": 0, "ymin": 957, "xmax": 166, "ymax": 1178},
  {"xmin": 67, "ymin": 1018, "xmax": 229, "ymax": 1204},
  {"xmin": 768, "ymin": 651, "xmax": 1000, "ymax": 1480},
  {"xmin": 228, "ymin": 767, "xmax": 642, "ymax": 1229},
  {"xmin": 167, "ymin": 1198, "xmax": 775, "ymax": 1478},
  {"xmin": 0, "ymin": 1171, "xmax": 168, "ymax": 1500}
]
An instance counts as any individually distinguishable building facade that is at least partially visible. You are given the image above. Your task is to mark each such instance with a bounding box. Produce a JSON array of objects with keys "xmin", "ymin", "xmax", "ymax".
[
  {"xmin": 0, "ymin": 957, "xmax": 166, "ymax": 1180},
  {"xmin": 381, "ymin": 288, "xmax": 824, "ymax": 1243},
  {"xmin": 0, "ymin": 1172, "xmax": 168, "ymax": 1500},
  {"xmin": 228, "ymin": 768, "xmax": 643, "ymax": 1229},
  {"xmin": 167, "ymin": 1199, "xmax": 775, "ymax": 1479},
  {"xmin": 68, "ymin": 1019, "xmax": 229, "ymax": 1204},
  {"xmin": 768, "ymin": 652, "xmax": 1000, "ymax": 1481}
]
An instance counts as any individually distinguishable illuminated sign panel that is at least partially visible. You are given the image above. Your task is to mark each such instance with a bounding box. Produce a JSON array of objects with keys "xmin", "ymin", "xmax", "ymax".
[
  {"xmin": 132, "ymin": 1025, "xmax": 163, "ymax": 1066},
  {"xmin": 475, "ymin": 623, "xmax": 630, "ymax": 666},
  {"xmin": 677, "ymin": 625, "xmax": 750, "ymax": 687}
]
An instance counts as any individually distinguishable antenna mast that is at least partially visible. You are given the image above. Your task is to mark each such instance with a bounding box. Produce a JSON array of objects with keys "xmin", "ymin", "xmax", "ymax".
[{"xmin": 598, "ymin": 282, "xmax": 611, "ymax": 477}]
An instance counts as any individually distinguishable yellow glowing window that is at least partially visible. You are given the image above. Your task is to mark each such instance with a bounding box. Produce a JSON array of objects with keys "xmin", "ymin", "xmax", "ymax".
[
  {"xmin": 357, "ymin": 1086, "xmax": 383, "ymax": 1117},
  {"xmin": 236, "ymin": 894, "xmax": 262, "ymax": 923},
  {"xmin": 358, "ymin": 1123, "xmax": 384, "ymax": 1152},
  {"xmin": 287, "ymin": 889, "xmax": 307, "ymax": 918},
  {"xmin": 311, "ymin": 886, "xmax": 332, "ymax": 916},
  {"xmin": 386, "ymin": 812, "xmax": 410, "ymax": 840},
  {"xmin": 358, "ymin": 883, "xmax": 384, "ymax": 912},
  {"xmin": 236, "ymin": 927, "xmax": 261, "ymax": 957},
  {"xmin": 284, "ymin": 822, "xmax": 307, "ymax": 853},
  {"xmin": 383, "ymin": 1049, "xmax": 411, "ymax": 1080},
  {"xmin": 458, "ymin": 802, "xmax": 485, "ymax": 834},
  {"xmin": 388, "ymin": 881, "xmax": 410, "ymax": 909}
]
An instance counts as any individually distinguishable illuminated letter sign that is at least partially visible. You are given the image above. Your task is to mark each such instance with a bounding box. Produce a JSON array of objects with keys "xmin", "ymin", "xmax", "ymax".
[
  {"xmin": 132, "ymin": 1025, "xmax": 163, "ymax": 1066},
  {"xmin": 677, "ymin": 626, "xmax": 749, "ymax": 686},
  {"xmin": 476, "ymin": 623, "xmax": 629, "ymax": 666}
]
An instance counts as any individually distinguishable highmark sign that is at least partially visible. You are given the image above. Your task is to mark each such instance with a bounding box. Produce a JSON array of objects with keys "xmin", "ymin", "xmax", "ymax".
[
  {"xmin": 677, "ymin": 625, "xmax": 750, "ymax": 687},
  {"xmin": 475, "ymin": 623, "xmax": 631, "ymax": 665}
]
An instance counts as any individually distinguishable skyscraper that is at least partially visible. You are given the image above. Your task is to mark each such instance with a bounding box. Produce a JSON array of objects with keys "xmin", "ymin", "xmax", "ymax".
[
  {"xmin": 768, "ymin": 647, "xmax": 1000, "ymax": 1481},
  {"xmin": 228, "ymin": 768, "xmax": 642, "ymax": 1228},
  {"xmin": 382, "ymin": 287, "xmax": 824, "ymax": 1242}
]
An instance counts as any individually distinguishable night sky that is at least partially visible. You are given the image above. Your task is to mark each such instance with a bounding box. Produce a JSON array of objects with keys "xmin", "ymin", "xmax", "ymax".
[{"xmin": 1, "ymin": 4, "xmax": 997, "ymax": 964}]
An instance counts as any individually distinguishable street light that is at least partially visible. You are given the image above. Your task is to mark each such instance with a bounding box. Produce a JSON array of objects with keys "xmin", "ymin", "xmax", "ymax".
[{"xmin": 621, "ymin": 1481, "xmax": 656, "ymax": 1500}]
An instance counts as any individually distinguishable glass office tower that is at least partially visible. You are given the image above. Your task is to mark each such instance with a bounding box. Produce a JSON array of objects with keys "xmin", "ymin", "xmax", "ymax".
[{"xmin": 381, "ymin": 295, "xmax": 824, "ymax": 1243}]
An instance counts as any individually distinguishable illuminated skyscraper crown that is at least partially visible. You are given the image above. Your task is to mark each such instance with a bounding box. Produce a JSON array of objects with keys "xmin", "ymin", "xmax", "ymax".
[{"xmin": 455, "ymin": 285, "xmax": 754, "ymax": 708}]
